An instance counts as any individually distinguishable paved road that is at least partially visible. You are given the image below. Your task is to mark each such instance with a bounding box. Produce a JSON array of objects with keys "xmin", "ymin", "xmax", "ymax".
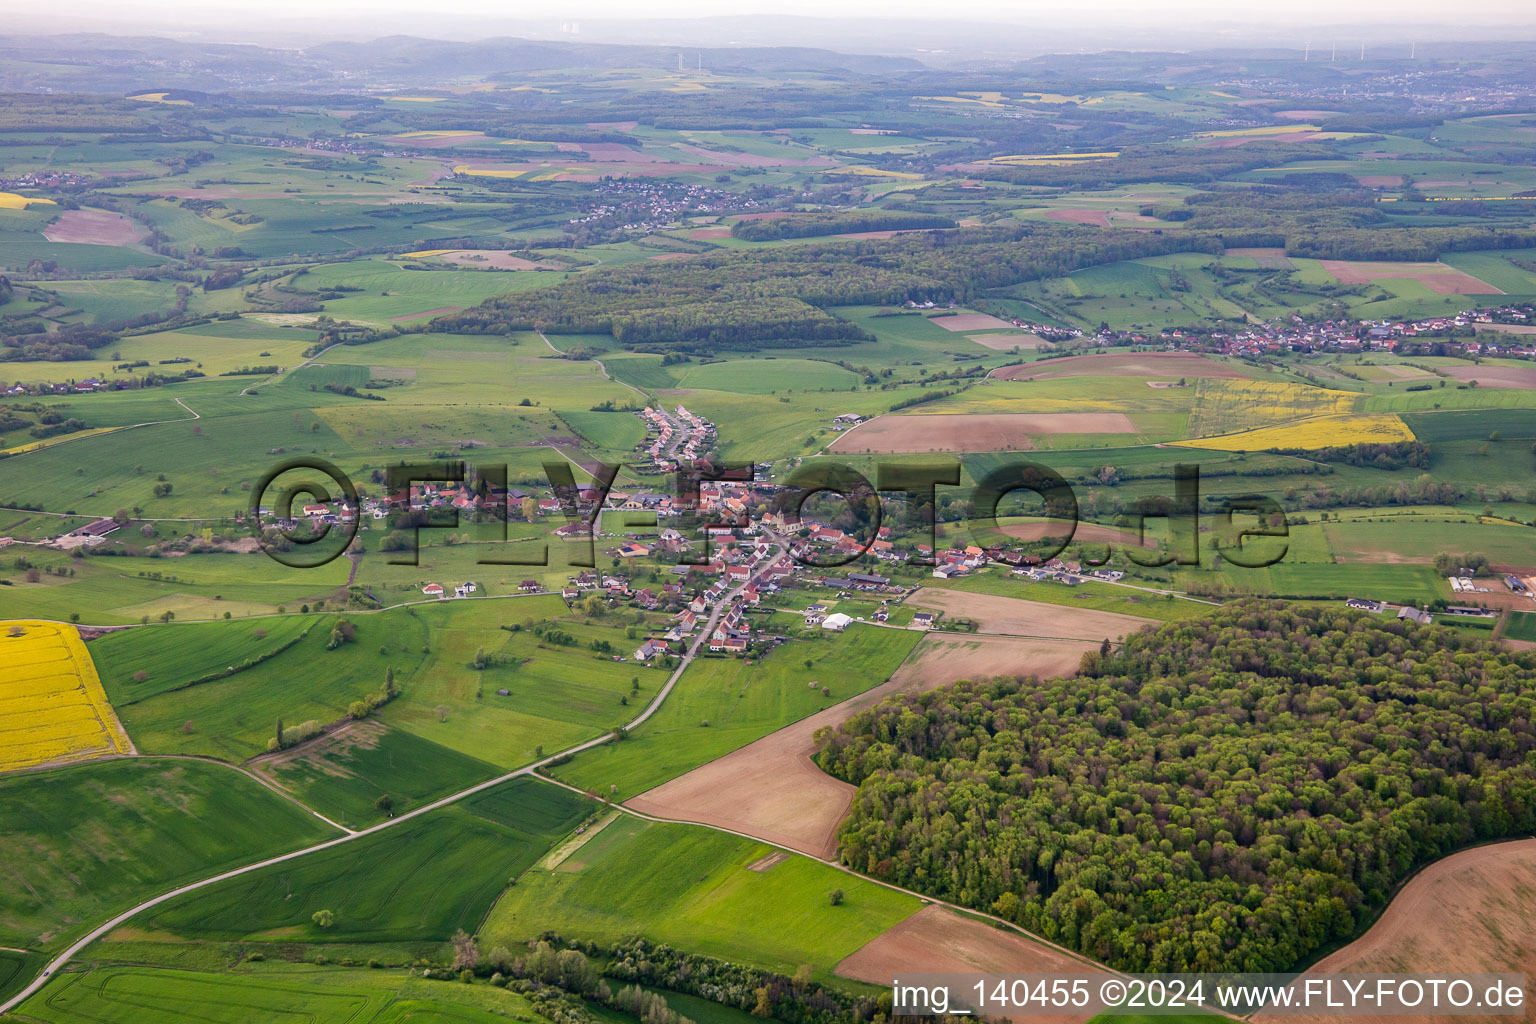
[{"xmin": 0, "ymin": 534, "xmax": 789, "ymax": 1015}]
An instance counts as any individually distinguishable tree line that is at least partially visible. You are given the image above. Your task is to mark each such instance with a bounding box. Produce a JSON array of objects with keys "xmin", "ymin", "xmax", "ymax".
[{"xmin": 730, "ymin": 210, "xmax": 955, "ymax": 241}]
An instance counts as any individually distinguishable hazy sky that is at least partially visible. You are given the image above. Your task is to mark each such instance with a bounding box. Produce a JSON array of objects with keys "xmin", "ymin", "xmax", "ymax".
[{"xmin": 48, "ymin": 0, "xmax": 1536, "ymax": 24}]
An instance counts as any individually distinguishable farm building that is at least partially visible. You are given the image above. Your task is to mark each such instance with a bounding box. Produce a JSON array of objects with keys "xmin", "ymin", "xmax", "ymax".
[{"xmin": 821, "ymin": 612, "xmax": 853, "ymax": 632}]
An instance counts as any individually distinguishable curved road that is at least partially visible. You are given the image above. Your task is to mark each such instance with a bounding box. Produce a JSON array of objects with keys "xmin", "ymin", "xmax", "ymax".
[{"xmin": 0, "ymin": 533, "xmax": 789, "ymax": 1015}]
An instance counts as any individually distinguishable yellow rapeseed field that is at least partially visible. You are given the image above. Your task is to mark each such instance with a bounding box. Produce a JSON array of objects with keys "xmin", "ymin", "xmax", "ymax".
[
  {"xmin": 837, "ymin": 166, "xmax": 925, "ymax": 179},
  {"xmin": 396, "ymin": 249, "xmax": 461, "ymax": 259},
  {"xmin": 1171, "ymin": 412, "xmax": 1416, "ymax": 452},
  {"xmin": 395, "ymin": 130, "xmax": 483, "ymax": 139},
  {"xmin": 0, "ymin": 192, "xmax": 56, "ymax": 210},
  {"xmin": 127, "ymin": 92, "xmax": 192, "ymax": 105},
  {"xmin": 0, "ymin": 620, "xmax": 133, "ymax": 773},
  {"xmin": 1187, "ymin": 379, "xmax": 1363, "ymax": 438},
  {"xmin": 992, "ymin": 151, "xmax": 1119, "ymax": 164},
  {"xmin": 1196, "ymin": 124, "xmax": 1320, "ymax": 138},
  {"xmin": 452, "ymin": 165, "xmax": 528, "ymax": 179}
]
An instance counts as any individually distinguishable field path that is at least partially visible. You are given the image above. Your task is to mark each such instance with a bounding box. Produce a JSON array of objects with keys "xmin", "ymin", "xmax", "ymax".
[
  {"xmin": 0, "ymin": 529, "xmax": 792, "ymax": 1014},
  {"xmin": 534, "ymin": 333, "xmax": 648, "ymax": 405},
  {"xmin": 237, "ymin": 340, "xmax": 345, "ymax": 396}
]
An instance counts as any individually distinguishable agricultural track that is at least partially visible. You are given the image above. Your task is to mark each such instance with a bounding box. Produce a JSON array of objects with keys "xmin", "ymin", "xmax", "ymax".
[{"xmin": 0, "ymin": 531, "xmax": 791, "ymax": 1014}]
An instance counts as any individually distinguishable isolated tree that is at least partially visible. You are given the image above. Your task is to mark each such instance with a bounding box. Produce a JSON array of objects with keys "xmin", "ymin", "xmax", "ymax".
[
  {"xmin": 829, "ymin": 888, "xmax": 844, "ymax": 906},
  {"xmin": 312, "ymin": 909, "xmax": 334, "ymax": 929},
  {"xmin": 275, "ymin": 718, "xmax": 284, "ymax": 748},
  {"xmin": 436, "ymin": 705, "xmax": 450, "ymax": 722},
  {"xmin": 450, "ymin": 929, "xmax": 480, "ymax": 971}
]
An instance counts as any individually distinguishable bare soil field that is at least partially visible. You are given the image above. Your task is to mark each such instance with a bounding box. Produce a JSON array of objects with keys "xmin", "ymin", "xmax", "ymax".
[
  {"xmin": 908, "ymin": 588, "xmax": 1155, "ymax": 640},
  {"xmin": 1477, "ymin": 323, "xmax": 1536, "ymax": 335},
  {"xmin": 1225, "ymin": 246, "xmax": 1295, "ymax": 269},
  {"xmin": 672, "ymin": 143, "xmax": 834, "ymax": 168},
  {"xmin": 966, "ymin": 331, "xmax": 1048, "ymax": 350},
  {"xmin": 992, "ymin": 352, "xmax": 1248, "ymax": 381},
  {"xmin": 390, "ymin": 306, "xmax": 462, "ymax": 321},
  {"xmin": 427, "ymin": 250, "xmax": 553, "ymax": 270},
  {"xmin": 42, "ymin": 208, "xmax": 145, "ymax": 246},
  {"xmin": 1256, "ymin": 840, "xmax": 1536, "ymax": 1024},
  {"xmin": 626, "ymin": 631, "xmax": 1098, "ymax": 859},
  {"xmin": 998, "ymin": 520, "xmax": 1153, "ymax": 548},
  {"xmin": 1277, "ymin": 108, "xmax": 1343, "ymax": 119},
  {"xmin": 837, "ymin": 903, "xmax": 1108, "ymax": 1015},
  {"xmin": 1443, "ymin": 365, "xmax": 1536, "ymax": 388},
  {"xmin": 1319, "ymin": 259, "xmax": 1503, "ymax": 295},
  {"xmin": 1354, "ymin": 174, "xmax": 1406, "ymax": 187},
  {"xmin": 1198, "ymin": 131, "xmax": 1328, "ymax": 148},
  {"xmin": 932, "ymin": 313, "xmax": 1017, "ymax": 332},
  {"xmin": 1042, "ymin": 208, "xmax": 1111, "ymax": 227},
  {"xmin": 1376, "ymin": 364, "xmax": 1434, "ymax": 378},
  {"xmin": 829, "ymin": 412, "xmax": 1136, "ymax": 454}
]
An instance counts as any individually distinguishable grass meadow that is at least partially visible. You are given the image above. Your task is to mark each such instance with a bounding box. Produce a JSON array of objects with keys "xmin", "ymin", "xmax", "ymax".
[
  {"xmin": 141, "ymin": 777, "xmax": 589, "ymax": 944},
  {"xmin": 0, "ymin": 758, "xmax": 336, "ymax": 960},
  {"xmin": 554, "ymin": 624, "xmax": 919, "ymax": 801},
  {"xmin": 481, "ymin": 814, "xmax": 917, "ymax": 980}
]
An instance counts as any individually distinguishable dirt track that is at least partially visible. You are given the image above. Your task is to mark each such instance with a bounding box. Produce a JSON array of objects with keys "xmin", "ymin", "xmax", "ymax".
[
  {"xmin": 626, "ymin": 631, "xmax": 1096, "ymax": 859},
  {"xmin": 1256, "ymin": 839, "xmax": 1536, "ymax": 1024}
]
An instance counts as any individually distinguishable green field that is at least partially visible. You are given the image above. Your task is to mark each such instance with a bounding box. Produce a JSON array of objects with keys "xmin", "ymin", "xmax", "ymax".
[
  {"xmin": 111, "ymin": 608, "xmax": 429, "ymax": 760},
  {"xmin": 554, "ymin": 624, "xmax": 920, "ymax": 801},
  {"xmin": 258, "ymin": 722, "xmax": 502, "ymax": 829},
  {"xmin": 14, "ymin": 964, "xmax": 553, "ymax": 1024},
  {"xmin": 92, "ymin": 615, "xmax": 317, "ymax": 703},
  {"xmin": 481, "ymin": 815, "xmax": 917, "ymax": 979},
  {"xmin": 142, "ymin": 778, "xmax": 589, "ymax": 944},
  {"xmin": 0, "ymin": 759, "xmax": 336, "ymax": 962}
]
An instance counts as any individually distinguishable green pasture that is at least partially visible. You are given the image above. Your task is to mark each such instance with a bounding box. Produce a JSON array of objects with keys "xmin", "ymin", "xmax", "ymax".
[
  {"xmin": 92, "ymin": 614, "xmax": 316, "ymax": 703},
  {"xmin": 0, "ymin": 758, "xmax": 336, "ymax": 956},
  {"xmin": 142, "ymin": 777, "xmax": 588, "ymax": 944},
  {"xmin": 554, "ymin": 623, "xmax": 918, "ymax": 801},
  {"xmin": 258, "ymin": 722, "xmax": 501, "ymax": 829},
  {"xmin": 15, "ymin": 963, "xmax": 550, "ymax": 1024},
  {"xmin": 481, "ymin": 815, "xmax": 917, "ymax": 980}
]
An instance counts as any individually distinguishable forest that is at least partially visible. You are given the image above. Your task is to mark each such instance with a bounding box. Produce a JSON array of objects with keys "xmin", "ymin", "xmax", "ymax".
[
  {"xmin": 815, "ymin": 601, "xmax": 1536, "ymax": 974},
  {"xmin": 729, "ymin": 209, "xmax": 956, "ymax": 241},
  {"xmin": 430, "ymin": 224, "xmax": 1224, "ymax": 349}
]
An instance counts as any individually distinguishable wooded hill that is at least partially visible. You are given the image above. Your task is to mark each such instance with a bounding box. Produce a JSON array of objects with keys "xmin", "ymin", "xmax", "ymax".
[
  {"xmin": 816, "ymin": 600, "xmax": 1536, "ymax": 974},
  {"xmin": 431, "ymin": 223, "xmax": 1222, "ymax": 351}
]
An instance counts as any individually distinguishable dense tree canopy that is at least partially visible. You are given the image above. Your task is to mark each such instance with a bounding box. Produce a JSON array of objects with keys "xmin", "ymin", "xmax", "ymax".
[
  {"xmin": 817, "ymin": 600, "xmax": 1536, "ymax": 974},
  {"xmin": 431, "ymin": 223, "xmax": 1221, "ymax": 350}
]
